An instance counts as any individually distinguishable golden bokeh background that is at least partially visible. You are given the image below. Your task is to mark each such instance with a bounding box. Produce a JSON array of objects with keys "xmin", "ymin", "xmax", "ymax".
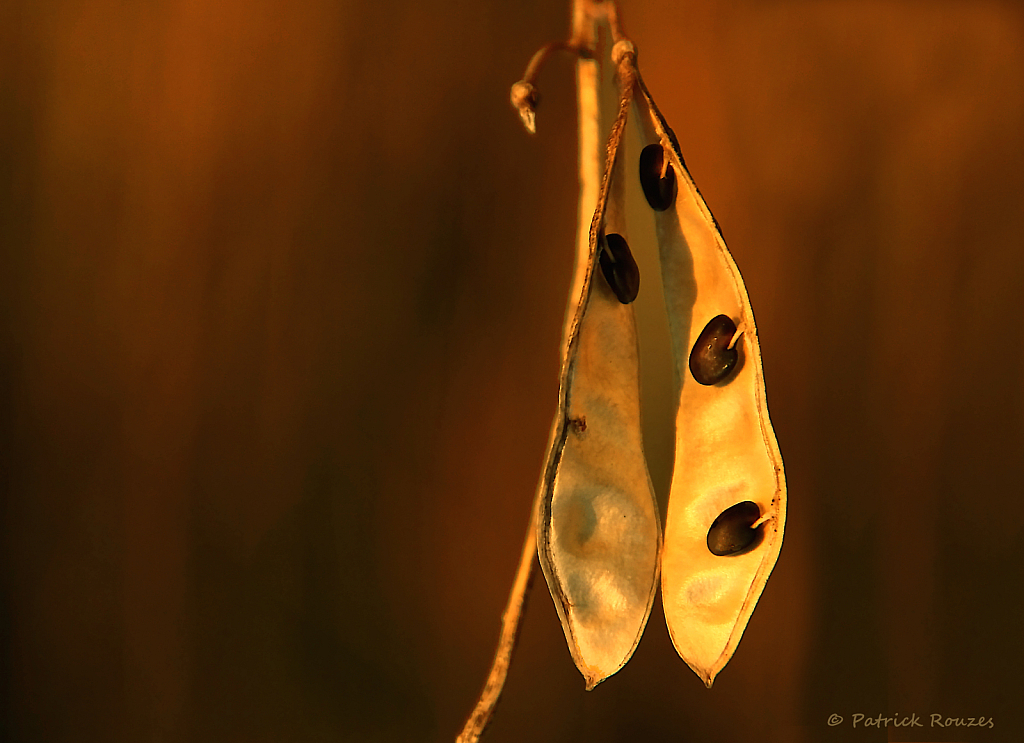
[{"xmin": 2, "ymin": 1, "xmax": 1022, "ymax": 741}]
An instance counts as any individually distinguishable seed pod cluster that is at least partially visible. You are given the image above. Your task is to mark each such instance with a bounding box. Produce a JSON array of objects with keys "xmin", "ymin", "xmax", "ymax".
[
  {"xmin": 460, "ymin": 8, "xmax": 788, "ymax": 742},
  {"xmin": 532, "ymin": 23, "xmax": 785, "ymax": 693}
]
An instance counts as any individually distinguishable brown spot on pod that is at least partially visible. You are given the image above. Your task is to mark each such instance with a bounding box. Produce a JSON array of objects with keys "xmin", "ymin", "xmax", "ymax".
[
  {"xmin": 689, "ymin": 314, "xmax": 740, "ymax": 385},
  {"xmin": 707, "ymin": 501, "xmax": 763, "ymax": 556},
  {"xmin": 598, "ymin": 232, "xmax": 640, "ymax": 304},
  {"xmin": 639, "ymin": 144, "xmax": 677, "ymax": 212}
]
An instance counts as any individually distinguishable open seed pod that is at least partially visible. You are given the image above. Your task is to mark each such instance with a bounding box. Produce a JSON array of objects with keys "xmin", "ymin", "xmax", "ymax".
[
  {"xmin": 536, "ymin": 35, "xmax": 786, "ymax": 690},
  {"xmin": 630, "ymin": 67, "xmax": 787, "ymax": 688},
  {"xmin": 524, "ymin": 4, "xmax": 785, "ymax": 699},
  {"xmin": 533, "ymin": 36, "xmax": 662, "ymax": 692}
]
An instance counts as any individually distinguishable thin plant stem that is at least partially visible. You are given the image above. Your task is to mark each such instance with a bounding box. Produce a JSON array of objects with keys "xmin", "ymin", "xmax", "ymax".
[{"xmin": 455, "ymin": 506, "xmax": 538, "ymax": 743}]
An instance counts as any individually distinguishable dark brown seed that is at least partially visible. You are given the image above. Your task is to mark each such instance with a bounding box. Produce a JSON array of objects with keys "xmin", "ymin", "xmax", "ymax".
[
  {"xmin": 689, "ymin": 314, "xmax": 740, "ymax": 385},
  {"xmin": 598, "ymin": 232, "xmax": 640, "ymax": 304},
  {"xmin": 639, "ymin": 144, "xmax": 677, "ymax": 211},
  {"xmin": 707, "ymin": 501, "xmax": 763, "ymax": 556}
]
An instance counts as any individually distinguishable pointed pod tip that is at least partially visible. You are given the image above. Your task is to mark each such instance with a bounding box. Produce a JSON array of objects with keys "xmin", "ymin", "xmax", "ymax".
[
  {"xmin": 696, "ymin": 662, "xmax": 722, "ymax": 688},
  {"xmin": 672, "ymin": 645, "xmax": 722, "ymax": 689},
  {"xmin": 580, "ymin": 661, "xmax": 612, "ymax": 691},
  {"xmin": 510, "ymin": 81, "xmax": 539, "ymax": 134},
  {"xmin": 517, "ymin": 108, "xmax": 537, "ymax": 135}
]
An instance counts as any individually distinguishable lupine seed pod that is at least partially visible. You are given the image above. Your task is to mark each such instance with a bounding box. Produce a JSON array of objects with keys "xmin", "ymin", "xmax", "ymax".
[
  {"xmin": 458, "ymin": 5, "xmax": 786, "ymax": 739},
  {"xmin": 534, "ymin": 32, "xmax": 662, "ymax": 692},
  {"xmin": 631, "ymin": 68, "xmax": 787, "ymax": 688}
]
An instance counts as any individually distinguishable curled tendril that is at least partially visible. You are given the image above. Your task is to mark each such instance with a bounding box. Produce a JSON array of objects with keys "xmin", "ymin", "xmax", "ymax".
[{"xmin": 509, "ymin": 0, "xmax": 628, "ymax": 134}]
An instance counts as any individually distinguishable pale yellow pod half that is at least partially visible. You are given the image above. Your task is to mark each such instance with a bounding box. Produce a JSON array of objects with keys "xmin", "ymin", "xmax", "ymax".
[
  {"xmin": 534, "ymin": 45, "xmax": 662, "ymax": 691},
  {"xmin": 631, "ymin": 73, "xmax": 787, "ymax": 687}
]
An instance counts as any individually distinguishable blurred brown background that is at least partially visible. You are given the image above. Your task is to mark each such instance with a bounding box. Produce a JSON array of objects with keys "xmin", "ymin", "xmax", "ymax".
[{"xmin": 2, "ymin": 1, "xmax": 1022, "ymax": 741}]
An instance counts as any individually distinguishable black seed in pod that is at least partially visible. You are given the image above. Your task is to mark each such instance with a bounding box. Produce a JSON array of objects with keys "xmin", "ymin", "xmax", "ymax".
[
  {"xmin": 707, "ymin": 501, "xmax": 764, "ymax": 557},
  {"xmin": 689, "ymin": 314, "xmax": 740, "ymax": 385},
  {"xmin": 598, "ymin": 232, "xmax": 640, "ymax": 304},
  {"xmin": 639, "ymin": 144, "xmax": 677, "ymax": 211}
]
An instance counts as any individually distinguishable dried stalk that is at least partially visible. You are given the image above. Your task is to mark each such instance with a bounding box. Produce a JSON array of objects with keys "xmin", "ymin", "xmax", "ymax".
[{"xmin": 454, "ymin": 506, "xmax": 537, "ymax": 743}]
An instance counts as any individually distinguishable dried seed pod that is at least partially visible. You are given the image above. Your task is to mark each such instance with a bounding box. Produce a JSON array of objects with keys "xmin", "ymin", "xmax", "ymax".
[
  {"xmin": 462, "ymin": 8, "xmax": 788, "ymax": 742},
  {"xmin": 503, "ymin": 4, "xmax": 783, "ymax": 700},
  {"xmin": 533, "ymin": 40, "xmax": 661, "ymax": 691},
  {"xmin": 633, "ymin": 73, "xmax": 786, "ymax": 688}
]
